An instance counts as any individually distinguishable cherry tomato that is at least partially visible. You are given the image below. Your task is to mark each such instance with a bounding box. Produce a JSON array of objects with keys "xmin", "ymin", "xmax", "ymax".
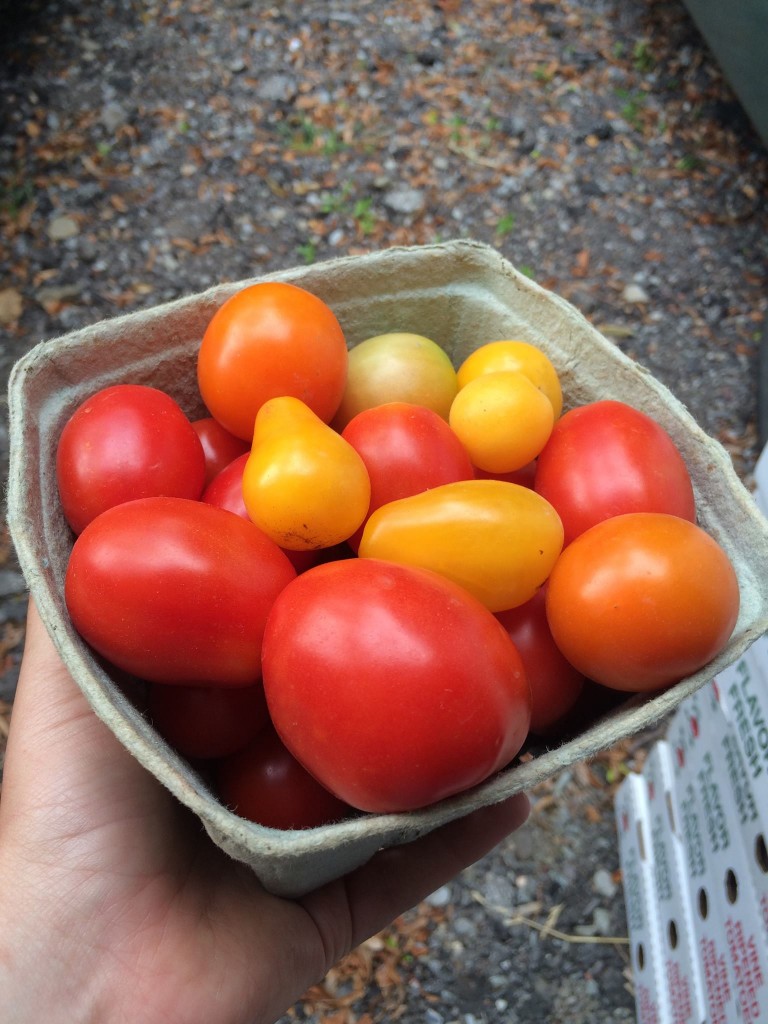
[
  {"xmin": 215, "ymin": 727, "xmax": 353, "ymax": 830},
  {"xmin": 197, "ymin": 281, "xmax": 348, "ymax": 440},
  {"xmin": 457, "ymin": 340, "xmax": 563, "ymax": 418},
  {"xmin": 148, "ymin": 682, "xmax": 270, "ymax": 760},
  {"xmin": 495, "ymin": 587, "xmax": 585, "ymax": 735},
  {"xmin": 56, "ymin": 384, "xmax": 206, "ymax": 535},
  {"xmin": 534, "ymin": 400, "xmax": 696, "ymax": 546},
  {"xmin": 332, "ymin": 332, "xmax": 458, "ymax": 430},
  {"xmin": 474, "ymin": 462, "xmax": 537, "ymax": 488},
  {"xmin": 341, "ymin": 402, "xmax": 474, "ymax": 549},
  {"xmin": 202, "ymin": 453, "xmax": 319, "ymax": 573},
  {"xmin": 65, "ymin": 496, "xmax": 296, "ymax": 686},
  {"xmin": 262, "ymin": 558, "xmax": 531, "ymax": 813},
  {"xmin": 359, "ymin": 479, "xmax": 563, "ymax": 612},
  {"xmin": 191, "ymin": 417, "xmax": 250, "ymax": 487},
  {"xmin": 243, "ymin": 396, "xmax": 370, "ymax": 551},
  {"xmin": 545, "ymin": 513, "xmax": 740, "ymax": 693},
  {"xmin": 449, "ymin": 371, "xmax": 554, "ymax": 473}
]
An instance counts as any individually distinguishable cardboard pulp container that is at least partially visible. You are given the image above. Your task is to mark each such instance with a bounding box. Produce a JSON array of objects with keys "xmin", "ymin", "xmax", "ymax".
[{"xmin": 7, "ymin": 239, "xmax": 768, "ymax": 898}]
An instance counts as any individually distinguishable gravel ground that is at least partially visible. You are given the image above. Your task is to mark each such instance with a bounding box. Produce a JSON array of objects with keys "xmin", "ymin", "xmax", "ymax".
[{"xmin": 1, "ymin": 1, "xmax": 767, "ymax": 1021}]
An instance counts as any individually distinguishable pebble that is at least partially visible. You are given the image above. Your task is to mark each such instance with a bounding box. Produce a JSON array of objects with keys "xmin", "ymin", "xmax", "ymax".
[
  {"xmin": 425, "ymin": 884, "xmax": 452, "ymax": 908},
  {"xmin": 383, "ymin": 187, "xmax": 426, "ymax": 214},
  {"xmin": 592, "ymin": 868, "xmax": 618, "ymax": 899},
  {"xmin": 621, "ymin": 283, "xmax": 650, "ymax": 304},
  {"xmin": 47, "ymin": 215, "xmax": 80, "ymax": 241}
]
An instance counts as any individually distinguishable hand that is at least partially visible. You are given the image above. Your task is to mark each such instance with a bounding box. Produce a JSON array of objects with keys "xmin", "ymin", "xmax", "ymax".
[{"xmin": 0, "ymin": 601, "xmax": 529, "ymax": 1024}]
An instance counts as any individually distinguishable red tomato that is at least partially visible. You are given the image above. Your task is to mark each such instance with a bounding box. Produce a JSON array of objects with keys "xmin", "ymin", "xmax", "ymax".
[
  {"xmin": 202, "ymin": 453, "xmax": 319, "ymax": 574},
  {"xmin": 215, "ymin": 727, "xmax": 353, "ymax": 829},
  {"xmin": 262, "ymin": 558, "xmax": 531, "ymax": 813},
  {"xmin": 197, "ymin": 281, "xmax": 348, "ymax": 440},
  {"xmin": 191, "ymin": 417, "xmax": 250, "ymax": 487},
  {"xmin": 495, "ymin": 587, "xmax": 585, "ymax": 735},
  {"xmin": 474, "ymin": 462, "xmax": 537, "ymax": 488},
  {"xmin": 545, "ymin": 513, "xmax": 740, "ymax": 693},
  {"xmin": 56, "ymin": 384, "xmax": 206, "ymax": 535},
  {"xmin": 148, "ymin": 682, "xmax": 270, "ymax": 760},
  {"xmin": 341, "ymin": 402, "xmax": 474, "ymax": 549},
  {"xmin": 534, "ymin": 400, "xmax": 696, "ymax": 546},
  {"xmin": 65, "ymin": 497, "xmax": 296, "ymax": 686}
]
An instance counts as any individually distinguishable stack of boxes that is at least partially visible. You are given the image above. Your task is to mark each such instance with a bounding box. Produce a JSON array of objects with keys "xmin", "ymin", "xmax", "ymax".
[{"xmin": 617, "ymin": 448, "xmax": 768, "ymax": 1023}]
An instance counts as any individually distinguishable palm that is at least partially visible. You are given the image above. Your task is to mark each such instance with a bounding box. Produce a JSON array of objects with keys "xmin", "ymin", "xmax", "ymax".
[{"xmin": 0, "ymin": 604, "xmax": 529, "ymax": 1024}]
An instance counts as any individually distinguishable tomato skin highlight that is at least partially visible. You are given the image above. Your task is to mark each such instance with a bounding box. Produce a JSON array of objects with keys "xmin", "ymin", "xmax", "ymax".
[
  {"xmin": 545, "ymin": 512, "xmax": 740, "ymax": 693},
  {"xmin": 197, "ymin": 281, "xmax": 348, "ymax": 440},
  {"xmin": 65, "ymin": 497, "xmax": 296, "ymax": 687},
  {"xmin": 495, "ymin": 586, "xmax": 585, "ymax": 735},
  {"xmin": 359, "ymin": 479, "xmax": 564, "ymax": 612},
  {"xmin": 56, "ymin": 384, "xmax": 206, "ymax": 535},
  {"xmin": 534, "ymin": 400, "xmax": 696, "ymax": 546},
  {"xmin": 148, "ymin": 682, "xmax": 270, "ymax": 761},
  {"xmin": 262, "ymin": 558, "xmax": 531, "ymax": 814},
  {"xmin": 215, "ymin": 727, "xmax": 353, "ymax": 830}
]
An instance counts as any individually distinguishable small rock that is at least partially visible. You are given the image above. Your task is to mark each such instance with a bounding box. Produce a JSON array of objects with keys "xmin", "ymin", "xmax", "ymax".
[
  {"xmin": 47, "ymin": 215, "xmax": 80, "ymax": 241},
  {"xmin": 622, "ymin": 283, "xmax": 650, "ymax": 304},
  {"xmin": 256, "ymin": 73, "xmax": 297, "ymax": 102},
  {"xmin": 0, "ymin": 287, "xmax": 23, "ymax": 324},
  {"xmin": 592, "ymin": 868, "xmax": 617, "ymax": 899},
  {"xmin": 425, "ymin": 884, "xmax": 452, "ymax": 908},
  {"xmin": 100, "ymin": 101, "xmax": 129, "ymax": 132},
  {"xmin": 383, "ymin": 186, "xmax": 425, "ymax": 215}
]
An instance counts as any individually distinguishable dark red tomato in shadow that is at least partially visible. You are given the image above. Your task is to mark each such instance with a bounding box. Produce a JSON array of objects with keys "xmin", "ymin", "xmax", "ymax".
[
  {"xmin": 148, "ymin": 681, "xmax": 270, "ymax": 760},
  {"xmin": 215, "ymin": 727, "xmax": 353, "ymax": 830},
  {"xmin": 473, "ymin": 461, "xmax": 537, "ymax": 488},
  {"xmin": 341, "ymin": 402, "xmax": 474, "ymax": 550},
  {"xmin": 534, "ymin": 400, "xmax": 696, "ymax": 546},
  {"xmin": 191, "ymin": 417, "xmax": 250, "ymax": 487},
  {"xmin": 56, "ymin": 384, "xmax": 206, "ymax": 535},
  {"xmin": 202, "ymin": 453, "xmax": 319, "ymax": 574},
  {"xmin": 495, "ymin": 586, "xmax": 585, "ymax": 736}
]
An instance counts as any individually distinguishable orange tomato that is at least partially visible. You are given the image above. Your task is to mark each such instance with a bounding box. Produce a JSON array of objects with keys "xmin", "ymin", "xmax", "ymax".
[
  {"xmin": 545, "ymin": 513, "xmax": 739, "ymax": 693},
  {"xmin": 197, "ymin": 282, "xmax": 348, "ymax": 440}
]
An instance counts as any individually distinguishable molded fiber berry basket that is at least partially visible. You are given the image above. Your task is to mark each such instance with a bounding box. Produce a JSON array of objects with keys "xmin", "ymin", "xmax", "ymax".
[{"xmin": 7, "ymin": 240, "xmax": 768, "ymax": 897}]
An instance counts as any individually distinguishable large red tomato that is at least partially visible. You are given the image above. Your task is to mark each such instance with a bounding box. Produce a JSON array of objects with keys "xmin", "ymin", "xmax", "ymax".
[
  {"xmin": 534, "ymin": 400, "xmax": 696, "ymax": 546},
  {"xmin": 56, "ymin": 384, "xmax": 206, "ymax": 535},
  {"xmin": 262, "ymin": 558, "xmax": 531, "ymax": 813},
  {"xmin": 148, "ymin": 682, "xmax": 270, "ymax": 761},
  {"xmin": 495, "ymin": 587, "xmax": 585, "ymax": 735},
  {"xmin": 215, "ymin": 727, "xmax": 353, "ymax": 830},
  {"xmin": 65, "ymin": 497, "xmax": 296, "ymax": 686},
  {"xmin": 341, "ymin": 402, "xmax": 474, "ymax": 549},
  {"xmin": 545, "ymin": 513, "xmax": 740, "ymax": 693},
  {"xmin": 197, "ymin": 281, "xmax": 348, "ymax": 440}
]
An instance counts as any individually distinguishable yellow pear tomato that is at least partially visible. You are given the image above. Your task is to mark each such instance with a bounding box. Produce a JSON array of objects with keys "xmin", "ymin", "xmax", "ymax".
[
  {"xmin": 243, "ymin": 397, "xmax": 370, "ymax": 550},
  {"xmin": 359, "ymin": 479, "xmax": 564, "ymax": 612}
]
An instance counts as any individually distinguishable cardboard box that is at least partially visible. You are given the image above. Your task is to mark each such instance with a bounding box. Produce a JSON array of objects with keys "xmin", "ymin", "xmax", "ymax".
[
  {"xmin": 8, "ymin": 239, "xmax": 768, "ymax": 897},
  {"xmin": 668, "ymin": 694, "xmax": 768, "ymax": 1023},
  {"xmin": 615, "ymin": 773, "xmax": 671, "ymax": 1024},
  {"xmin": 642, "ymin": 741, "xmax": 709, "ymax": 1024}
]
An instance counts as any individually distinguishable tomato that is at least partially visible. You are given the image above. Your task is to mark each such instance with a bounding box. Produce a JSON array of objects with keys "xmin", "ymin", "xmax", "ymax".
[
  {"xmin": 197, "ymin": 281, "xmax": 348, "ymax": 440},
  {"xmin": 65, "ymin": 497, "xmax": 296, "ymax": 686},
  {"xmin": 332, "ymin": 332, "xmax": 458, "ymax": 430},
  {"xmin": 202, "ymin": 453, "xmax": 319, "ymax": 573},
  {"xmin": 215, "ymin": 727, "xmax": 353, "ymax": 829},
  {"xmin": 474, "ymin": 462, "xmax": 537, "ymax": 488},
  {"xmin": 449, "ymin": 371, "xmax": 554, "ymax": 473},
  {"xmin": 495, "ymin": 587, "xmax": 585, "ymax": 735},
  {"xmin": 341, "ymin": 402, "xmax": 474, "ymax": 549},
  {"xmin": 56, "ymin": 384, "xmax": 206, "ymax": 535},
  {"xmin": 457, "ymin": 340, "xmax": 563, "ymax": 418},
  {"xmin": 262, "ymin": 558, "xmax": 531, "ymax": 813},
  {"xmin": 545, "ymin": 513, "xmax": 740, "ymax": 693},
  {"xmin": 243, "ymin": 396, "xmax": 370, "ymax": 551},
  {"xmin": 148, "ymin": 682, "xmax": 270, "ymax": 760},
  {"xmin": 191, "ymin": 417, "xmax": 250, "ymax": 487},
  {"xmin": 534, "ymin": 400, "xmax": 696, "ymax": 546},
  {"xmin": 359, "ymin": 479, "xmax": 564, "ymax": 612}
]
